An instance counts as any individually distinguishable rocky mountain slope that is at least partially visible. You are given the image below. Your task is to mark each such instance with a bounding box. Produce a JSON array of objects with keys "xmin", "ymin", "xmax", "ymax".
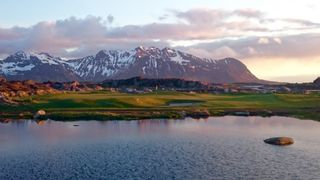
[
  {"xmin": 0, "ymin": 47, "xmax": 261, "ymax": 83},
  {"xmin": 314, "ymin": 77, "xmax": 320, "ymax": 85}
]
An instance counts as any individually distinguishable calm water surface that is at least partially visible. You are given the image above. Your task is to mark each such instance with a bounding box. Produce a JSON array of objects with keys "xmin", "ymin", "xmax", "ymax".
[{"xmin": 1, "ymin": 116, "xmax": 320, "ymax": 179}]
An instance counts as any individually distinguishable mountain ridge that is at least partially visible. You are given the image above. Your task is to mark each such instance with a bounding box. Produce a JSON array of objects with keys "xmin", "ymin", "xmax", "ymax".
[{"xmin": 0, "ymin": 47, "xmax": 262, "ymax": 83}]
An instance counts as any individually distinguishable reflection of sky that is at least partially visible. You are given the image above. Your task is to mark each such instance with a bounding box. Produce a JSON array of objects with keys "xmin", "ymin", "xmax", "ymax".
[
  {"xmin": 1, "ymin": 116, "xmax": 320, "ymax": 179},
  {"xmin": 0, "ymin": 116, "xmax": 320, "ymax": 179},
  {"xmin": 1, "ymin": 116, "xmax": 320, "ymax": 149},
  {"xmin": 175, "ymin": 116, "xmax": 320, "ymax": 137}
]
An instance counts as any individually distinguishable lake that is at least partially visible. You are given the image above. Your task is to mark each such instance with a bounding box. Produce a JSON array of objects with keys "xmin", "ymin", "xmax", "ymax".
[{"xmin": 1, "ymin": 116, "xmax": 320, "ymax": 179}]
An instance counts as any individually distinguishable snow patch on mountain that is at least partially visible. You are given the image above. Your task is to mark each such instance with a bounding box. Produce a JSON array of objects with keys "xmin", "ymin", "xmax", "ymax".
[
  {"xmin": 9, "ymin": 51, "xmax": 64, "ymax": 65},
  {"xmin": 67, "ymin": 49, "xmax": 137, "ymax": 79},
  {"xmin": 171, "ymin": 54, "xmax": 189, "ymax": 64},
  {"xmin": 1, "ymin": 62, "xmax": 35, "ymax": 75},
  {"xmin": 33, "ymin": 53, "xmax": 63, "ymax": 65}
]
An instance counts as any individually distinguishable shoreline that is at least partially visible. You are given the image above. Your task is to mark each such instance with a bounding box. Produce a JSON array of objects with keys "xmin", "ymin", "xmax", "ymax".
[{"xmin": 1, "ymin": 108, "xmax": 318, "ymax": 122}]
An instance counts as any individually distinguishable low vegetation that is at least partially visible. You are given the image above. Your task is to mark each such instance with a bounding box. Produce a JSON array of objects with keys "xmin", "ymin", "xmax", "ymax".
[{"xmin": 0, "ymin": 91, "xmax": 319, "ymax": 121}]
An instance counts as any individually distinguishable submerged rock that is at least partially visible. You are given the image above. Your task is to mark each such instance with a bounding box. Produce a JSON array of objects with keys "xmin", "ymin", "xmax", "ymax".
[{"xmin": 264, "ymin": 137, "xmax": 294, "ymax": 146}]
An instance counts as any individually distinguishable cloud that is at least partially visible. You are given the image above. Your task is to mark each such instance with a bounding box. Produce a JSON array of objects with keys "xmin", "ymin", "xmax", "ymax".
[
  {"xmin": 258, "ymin": 37, "xmax": 269, "ymax": 44},
  {"xmin": 187, "ymin": 46, "xmax": 239, "ymax": 60},
  {"xmin": 107, "ymin": 15, "xmax": 114, "ymax": 24},
  {"xmin": 182, "ymin": 33, "xmax": 320, "ymax": 59},
  {"xmin": 273, "ymin": 38, "xmax": 282, "ymax": 44},
  {"xmin": 0, "ymin": 8, "xmax": 320, "ymax": 60},
  {"xmin": 233, "ymin": 9, "xmax": 264, "ymax": 19},
  {"xmin": 0, "ymin": 16, "xmax": 110, "ymax": 56},
  {"xmin": 281, "ymin": 18, "xmax": 320, "ymax": 27},
  {"xmin": 174, "ymin": 8, "xmax": 229, "ymax": 25},
  {"xmin": 174, "ymin": 8, "xmax": 263, "ymax": 25}
]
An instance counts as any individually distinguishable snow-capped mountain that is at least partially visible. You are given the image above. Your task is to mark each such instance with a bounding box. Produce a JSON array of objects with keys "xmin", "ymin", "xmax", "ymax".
[
  {"xmin": 0, "ymin": 47, "xmax": 260, "ymax": 83},
  {"xmin": 68, "ymin": 49, "xmax": 137, "ymax": 82},
  {"xmin": 0, "ymin": 51, "xmax": 79, "ymax": 82}
]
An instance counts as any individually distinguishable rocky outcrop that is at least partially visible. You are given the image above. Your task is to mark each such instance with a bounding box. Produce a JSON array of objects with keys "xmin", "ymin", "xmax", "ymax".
[
  {"xmin": 0, "ymin": 94, "xmax": 10, "ymax": 104},
  {"xmin": 0, "ymin": 80, "xmax": 59, "ymax": 103},
  {"xmin": 264, "ymin": 137, "xmax": 294, "ymax": 146}
]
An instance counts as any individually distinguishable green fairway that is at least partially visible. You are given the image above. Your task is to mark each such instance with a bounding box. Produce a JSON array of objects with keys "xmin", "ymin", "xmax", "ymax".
[{"xmin": 1, "ymin": 91, "xmax": 320, "ymax": 121}]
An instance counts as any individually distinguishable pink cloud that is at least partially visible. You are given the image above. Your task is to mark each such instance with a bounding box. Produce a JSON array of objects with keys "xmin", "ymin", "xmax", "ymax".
[{"xmin": 0, "ymin": 8, "xmax": 319, "ymax": 60}]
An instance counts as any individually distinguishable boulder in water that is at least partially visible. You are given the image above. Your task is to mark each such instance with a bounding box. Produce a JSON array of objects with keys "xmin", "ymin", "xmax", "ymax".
[
  {"xmin": 264, "ymin": 137, "xmax": 294, "ymax": 146},
  {"xmin": 34, "ymin": 110, "xmax": 46, "ymax": 119}
]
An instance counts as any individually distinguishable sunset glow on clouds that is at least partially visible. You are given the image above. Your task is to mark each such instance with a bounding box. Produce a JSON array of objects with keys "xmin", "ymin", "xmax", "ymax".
[{"xmin": 0, "ymin": 0, "xmax": 319, "ymax": 82}]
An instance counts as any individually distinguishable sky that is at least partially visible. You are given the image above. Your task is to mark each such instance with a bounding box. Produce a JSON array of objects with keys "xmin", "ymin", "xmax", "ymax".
[{"xmin": 0, "ymin": 0, "xmax": 319, "ymax": 82}]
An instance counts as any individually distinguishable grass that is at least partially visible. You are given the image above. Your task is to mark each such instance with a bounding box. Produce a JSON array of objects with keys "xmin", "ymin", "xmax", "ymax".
[{"xmin": 1, "ymin": 91, "xmax": 319, "ymax": 121}]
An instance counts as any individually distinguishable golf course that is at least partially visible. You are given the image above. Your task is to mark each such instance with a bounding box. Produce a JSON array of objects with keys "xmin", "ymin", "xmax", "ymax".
[{"xmin": 1, "ymin": 91, "xmax": 319, "ymax": 121}]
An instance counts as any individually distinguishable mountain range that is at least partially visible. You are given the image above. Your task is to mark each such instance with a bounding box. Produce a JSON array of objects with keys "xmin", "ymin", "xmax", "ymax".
[{"xmin": 0, "ymin": 46, "xmax": 261, "ymax": 83}]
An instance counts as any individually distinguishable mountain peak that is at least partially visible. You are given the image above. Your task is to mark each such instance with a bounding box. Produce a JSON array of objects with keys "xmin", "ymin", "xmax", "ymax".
[
  {"xmin": 38, "ymin": 52, "xmax": 54, "ymax": 58},
  {"xmin": 135, "ymin": 46, "xmax": 147, "ymax": 51},
  {"xmin": 135, "ymin": 46, "xmax": 162, "ymax": 52},
  {"xmin": 162, "ymin": 47, "xmax": 176, "ymax": 54},
  {"xmin": 14, "ymin": 50, "xmax": 27, "ymax": 55},
  {"xmin": 12, "ymin": 51, "xmax": 31, "ymax": 60},
  {"xmin": 96, "ymin": 50, "xmax": 108, "ymax": 57},
  {"xmin": 11, "ymin": 51, "xmax": 57, "ymax": 61},
  {"xmin": 1, "ymin": 48, "xmax": 261, "ymax": 83}
]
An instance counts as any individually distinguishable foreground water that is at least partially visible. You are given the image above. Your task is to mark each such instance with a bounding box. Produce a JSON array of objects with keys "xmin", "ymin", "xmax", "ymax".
[{"xmin": 1, "ymin": 116, "xmax": 320, "ymax": 179}]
